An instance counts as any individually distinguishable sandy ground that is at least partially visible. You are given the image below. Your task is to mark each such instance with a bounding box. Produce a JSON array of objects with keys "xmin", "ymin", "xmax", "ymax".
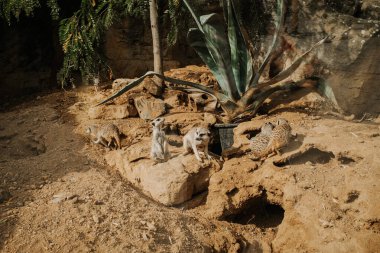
[{"xmin": 0, "ymin": 89, "xmax": 379, "ymax": 253}]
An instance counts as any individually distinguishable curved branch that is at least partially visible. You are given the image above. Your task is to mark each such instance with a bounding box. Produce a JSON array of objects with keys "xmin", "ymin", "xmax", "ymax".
[{"xmin": 96, "ymin": 71, "xmax": 230, "ymax": 106}]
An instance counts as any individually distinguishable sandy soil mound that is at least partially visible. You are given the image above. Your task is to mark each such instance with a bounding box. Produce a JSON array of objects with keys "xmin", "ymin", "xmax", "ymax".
[{"xmin": 0, "ymin": 87, "xmax": 379, "ymax": 253}]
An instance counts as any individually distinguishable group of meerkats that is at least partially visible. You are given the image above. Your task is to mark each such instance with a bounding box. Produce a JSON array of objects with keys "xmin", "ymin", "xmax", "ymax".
[
  {"xmin": 86, "ymin": 118, "xmax": 212, "ymax": 163},
  {"xmin": 86, "ymin": 117, "xmax": 292, "ymax": 163},
  {"xmin": 249, "ymin": 118, "xmax": 292, "ymax": 160}
]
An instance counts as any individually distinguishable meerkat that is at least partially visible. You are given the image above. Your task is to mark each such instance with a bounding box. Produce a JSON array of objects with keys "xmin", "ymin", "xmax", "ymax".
[
  {"xmin": 150, "ymin": 117, "xmax": 170, "ymax": 163},
  {"xmin": 86, "ymin": 123, "xmax": 121, "ymax": 149},
  {"xmin": 262, "ymin": 118, "xmax": 292, "ymax": 158},
  {"xmin": 183, "ymin": 127, "xmax": 211, "ymax": 162},
  {"xmin": 250, "ymin": 122, "xmax": 275, "ymax": 158}
]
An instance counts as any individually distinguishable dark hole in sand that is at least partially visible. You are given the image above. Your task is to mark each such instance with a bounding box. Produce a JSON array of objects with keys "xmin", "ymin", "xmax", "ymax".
[
  {"xmin": 338, "ymin": 156, "xmax": 356, "ymax": 165},
  {"xmin": 224, "ymin": 190, "xmax": 284, "ymax": 228},
  {"xmin": 274, "ymin": 148, "xmax": 335, "ymax": 167}
]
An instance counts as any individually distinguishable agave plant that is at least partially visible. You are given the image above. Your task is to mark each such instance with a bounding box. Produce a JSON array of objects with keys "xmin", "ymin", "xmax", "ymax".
[{"xmin": 98, "ymin": 0, "xmax": 327, "ymax": 122}]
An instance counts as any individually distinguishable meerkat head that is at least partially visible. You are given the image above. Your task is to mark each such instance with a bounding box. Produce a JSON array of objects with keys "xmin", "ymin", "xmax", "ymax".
[
  {"xmin": 276, "ymin": 118, "xmax": 289, "ymax": 126},
  {"xmin": 195, "ymin": 128, "xmax": 211, "ymax": 142},
  {"xmin": 261, "ymin": 122, "xmax": 275, "ymax": 135},
  {"xmin": 151, "ymin": 117, "xmax": 165, "ymax": 128}
]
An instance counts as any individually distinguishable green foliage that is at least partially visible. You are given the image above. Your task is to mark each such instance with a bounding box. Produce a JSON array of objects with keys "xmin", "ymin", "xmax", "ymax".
[
  {"xmin": 0, "ymin": 0, "xmax": 150, "ymax": 86},
  {"xmin": 0, "ymin": 0, "xmax": 61, "ymax": 23},
  {"xmin": 99, "ymin": 0, "xmax": 328, "ymax": 122},
  {"xmin": 58, "ymin": 0, "xmax": 150, "ymax": 86},
  {"xmin": 1, "ymin": 0, "xmax": 40, "ymax": 23}
]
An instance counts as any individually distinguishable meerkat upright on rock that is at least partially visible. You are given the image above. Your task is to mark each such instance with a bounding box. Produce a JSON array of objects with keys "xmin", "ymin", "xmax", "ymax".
[
  {"xmin": 250, "ymin": 122, "xmax": 275, "ymax": 158},
  {"xmin": 150, "ymin": 117, "xmax": 170, "ymax": 163},
  {"xmin": 263, "ymin": 118, "xmax": 292, "ymax": 157},
  {"xmin": 183, "ymin": 127, "xmax": 211, "ymax": 162},
  {"xmin": 86, "ymin": 123, "xmax": 121, "ymax": 149}
]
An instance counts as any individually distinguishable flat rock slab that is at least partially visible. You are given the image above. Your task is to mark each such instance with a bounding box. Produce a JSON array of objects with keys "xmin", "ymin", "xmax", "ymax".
[
  {"xmin": 105, "ymin": 145, "xmax": 221, "ymax": 206},
  {"xmin": 88, "ymin": 104, "xmax": 138, "ymax": 119}
]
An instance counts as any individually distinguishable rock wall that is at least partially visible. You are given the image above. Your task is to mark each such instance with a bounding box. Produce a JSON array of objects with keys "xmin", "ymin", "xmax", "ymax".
[
  {"xmin": 299, "ymin": 0, "xmax": 380, "ymax": 116},
  {"xmin": 103, "ymin": 17, "xmax": 201, "ymax": 78}
]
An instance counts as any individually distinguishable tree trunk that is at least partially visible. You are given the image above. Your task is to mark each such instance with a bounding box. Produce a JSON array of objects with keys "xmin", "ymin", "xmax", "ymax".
[{"xmin": 149, "ymin": 0, "xmax": 164, "ymax": 86}]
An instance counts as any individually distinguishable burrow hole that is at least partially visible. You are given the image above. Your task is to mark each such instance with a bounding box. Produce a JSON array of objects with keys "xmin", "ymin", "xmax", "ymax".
[{"xmin": 224, "ymin": 190, "xmax": 284, "ymax": 228}]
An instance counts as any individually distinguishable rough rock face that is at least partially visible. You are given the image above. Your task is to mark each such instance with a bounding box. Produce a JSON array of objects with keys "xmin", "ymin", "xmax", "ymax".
[
  {"xmin": 105, "ymin": 139, "xmax": 221, "ymax": 206},
  {"xmin": 263, "ymin": 0, "xmax": 380, "ymax": 116},
  {"xmin": 104, "ymin": 18, "xmax": 200, "ymax": 78},
  {"xmin": 134, "ymin": 96, "xmax": 166, "ymax": 120},
  {"xmin": 88, "ymin": 104, "xmax": 138, "ymax": 119},
  {"xmin": 204, "ymin": 111, "xmax": 380, "ymax": 253}
]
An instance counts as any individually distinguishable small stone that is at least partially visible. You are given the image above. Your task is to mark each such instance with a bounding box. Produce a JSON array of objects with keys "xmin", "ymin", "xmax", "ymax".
[
  {"xmin": 141, "ymin": 232, "xmax": 149, "ymax": 241},
  {"xmin": 51, "ymin": 193, "xmax": 68, "ymax": 204},
  {"xmin": 94, "ymin": 200, "xmax": 104, "ymax": 205},
  {"xmin": 146, "ymin": 222, "xmax": 156, "ymax": 231},
  {"xmin": 92, "ymin": 215, "xmax": 100, "ymax": 224}
]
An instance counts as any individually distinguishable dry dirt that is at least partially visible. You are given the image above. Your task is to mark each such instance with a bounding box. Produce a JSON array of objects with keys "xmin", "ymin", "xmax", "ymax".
[{"xmin": 0, "ymin": 87, "xmax": 379, "ymax": 253}]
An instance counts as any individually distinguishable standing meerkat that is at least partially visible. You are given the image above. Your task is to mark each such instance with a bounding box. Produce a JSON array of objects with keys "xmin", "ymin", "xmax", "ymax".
[
  {"xmin": 86, "ymin": 123, "xmax": 121, "ymax": 149},
  {"xmin": 183, "ymin": 127, "xmax": 211, "ymax": 162},
  {"xmin": 263, "ymin": 118, "xmax": 292, "ymax": 158},
  {"xmin": 150, "ymin": 117, "xmax": 170, "ymax": 163},
  {"xmin": 250, "ymin": 122, "xmax": 275, "ymax": 158}
]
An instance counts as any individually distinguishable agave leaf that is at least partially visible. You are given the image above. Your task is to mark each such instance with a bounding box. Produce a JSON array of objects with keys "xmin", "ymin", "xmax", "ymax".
[
  {"xmin": 259, "ymin": 36, "xmax": 328, "ymax": 87},
  {"xmin": 183, "ymin": 0, "xmax": 240, "ymax": 102},
  {"xmin": 96, "ymin": 71, "xmax": 231, "ymax": 106},
  {"xmin": 199, "ymin": 13, "xmax": 240, "ymax": 101},
  {"xmin": 182, "ymin": 0, "xmax": 203, "ymax": 32},
  {"xmin": 249, "ymin": 0, "xmax": 285, "ymax": 87},
  {"xmin": 187, "ymin": 28, "xmax": 219, "ymax": 84},
  {"xmin": 225, "ymin": 0, "xmax": 253, "ymax": 95}
]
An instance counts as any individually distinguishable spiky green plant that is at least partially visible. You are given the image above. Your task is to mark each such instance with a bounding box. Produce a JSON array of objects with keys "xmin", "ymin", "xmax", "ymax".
[{"xmin": 98, "ymin": 0, "xmax": 327, "ymax": 122}]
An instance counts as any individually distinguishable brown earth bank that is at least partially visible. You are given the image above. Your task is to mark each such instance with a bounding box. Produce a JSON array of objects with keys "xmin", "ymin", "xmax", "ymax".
[{"xmin": 0, "ymin": 86, "xmax": 379, "ymax": 253}]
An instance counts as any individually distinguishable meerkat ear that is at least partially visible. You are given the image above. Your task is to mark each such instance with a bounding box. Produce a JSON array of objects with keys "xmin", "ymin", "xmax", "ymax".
[{"xmin": 151, "ymin": 121, "xmax": 155, "ymax": 127}]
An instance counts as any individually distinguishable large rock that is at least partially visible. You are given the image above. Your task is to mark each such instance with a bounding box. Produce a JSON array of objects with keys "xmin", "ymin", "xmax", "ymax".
[
  {"xmin": 88, "ymin": 104, "xmax": 138, "ymax": 119},
  {"xmin": 105, "ymin": 139, "xmax": 222, "ymax": 206},
  {"xmin": 272, "ymin": 0, "xmax": 380, "ymax": 116},
  {"xmin": 134, "ymin": 96, "xmax": 166, "ymax": 120}
]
